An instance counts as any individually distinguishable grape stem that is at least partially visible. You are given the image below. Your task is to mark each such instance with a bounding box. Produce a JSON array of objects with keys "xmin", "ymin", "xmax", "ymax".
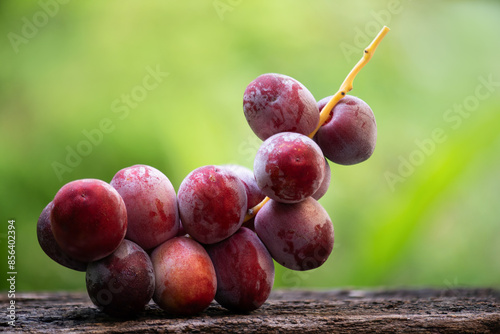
[
  {"xmin": 243, "ymin": 26, "xmax": 390, "ymax": 223},
  {"xmin": 308, "ymin": 25, "xmax": 391, "ymax": 139},
  {"xmin": 244, "ymin": 196, "xmax": 270, "ymax": 222}
]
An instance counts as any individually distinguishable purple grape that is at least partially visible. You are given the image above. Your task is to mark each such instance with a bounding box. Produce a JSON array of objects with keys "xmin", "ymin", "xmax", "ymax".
[
  {"xmin": 177, "ymin": 165, "xmax": 247, "ymax": 244},
  {"xmin": 86, "ymin": 239, "xmax": 155, "ymax": 318},
  {"xmin": 37, "ymin": 202, "xmax": 88, "ymax": 271},
  {"xmin": 255, "ymin": 197, "xmax": 334, "ymax": 271},
  {"xmin": 206, "ymin": 227, "xmax": 274, "ymax": 312},
  {"xmin": 243, "ymin": 73, "xmax": 319, "ymax": 140},
  {"xmin": 254, "ymin": 132, "xmax": 325, "ymax": 204},
  {"xmin": 110, "ymin": 164, "xmax": 179, "ymax": 251},
  {"xmin": 316, "ymin": 95, "xmax": 377, "ymax": 165}
]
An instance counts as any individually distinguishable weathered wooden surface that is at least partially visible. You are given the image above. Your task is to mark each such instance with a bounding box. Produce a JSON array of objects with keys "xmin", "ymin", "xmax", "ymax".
[{"xmin": 2, "ymin": 289, "xmax": 499, "ymax": 333}]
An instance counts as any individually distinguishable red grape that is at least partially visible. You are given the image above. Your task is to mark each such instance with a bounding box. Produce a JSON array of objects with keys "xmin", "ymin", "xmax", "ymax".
[
  {"xmin": 177, "ymin": 165, "xmax": 247, "ymax": 244},
  {"xmin": 110, "ymin": 164, "xmax": 179, "ymax": 251},
  {"xmin": 243, "ymin": 73, "xmax": 319, "ymax": 140},
  {"xmin": 255, "ymin": 197, "xmax": 334, "ymax": 271},
  {"xmin": 151, "ymin": 236, "xmax": 217, "ymax": 315},
  {"xmin": 316, "ymin": 95, "xmax": 376, "ymax": 165},
  {"xmin": 254, "ymin": 132, "xmax": 325, "ymax": 204},
  {"xmin": 51, "ymin": 179, "xmax": 127, "ymax": 262},
  {"xmin": 37, "ymin": 202, "xmax": 88, "ymax": 271},
  {"xmin": 206, "ymin": 227, "xmax": 274, "ymax": 312},
  {"xmin": 86, "ymin": 240, "xmax": 155, "ymax": 318}
]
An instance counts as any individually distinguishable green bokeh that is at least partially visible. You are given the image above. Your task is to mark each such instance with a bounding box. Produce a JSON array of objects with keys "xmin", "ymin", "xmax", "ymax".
[{"xmin": 1, "ymin": 0, "xmax": 499, "ymax": 291}]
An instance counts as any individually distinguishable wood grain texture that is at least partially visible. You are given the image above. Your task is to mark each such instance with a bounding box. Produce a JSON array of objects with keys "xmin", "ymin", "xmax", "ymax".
[{"xmin": 2, "ymin": 289, "xmax": 499, "ymax": 333}]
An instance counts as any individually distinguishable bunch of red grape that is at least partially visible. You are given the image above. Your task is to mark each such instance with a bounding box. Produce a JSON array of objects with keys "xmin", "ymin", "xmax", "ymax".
[{"xmin": 37, "ymin": 72, "xmax": 376, "ymax": 318}]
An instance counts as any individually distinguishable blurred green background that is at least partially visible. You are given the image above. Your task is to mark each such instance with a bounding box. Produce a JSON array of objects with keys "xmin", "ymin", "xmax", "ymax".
[{"xmin": 1, "ymin": 0, "xmax": 499, "ymax": 292}]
